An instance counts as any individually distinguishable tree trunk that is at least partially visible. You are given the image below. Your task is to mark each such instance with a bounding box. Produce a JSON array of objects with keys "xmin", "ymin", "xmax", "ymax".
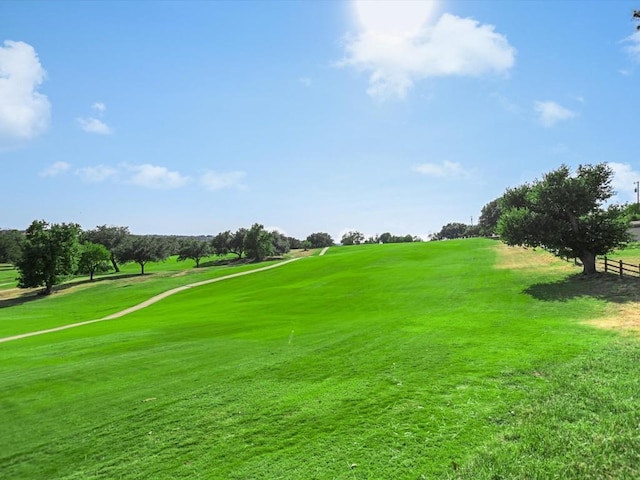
[
  {"xmin": 44, "ymin": 280, "xmax": 53, "ymax": 295},
  {"xmin": 580, "ymin": 251, "xmax": 597, "ymax": 275},
  {"xmin": 111, "ymin": 253, "xmax": 120, "ymax": 273},
  {"xmin": 139, "ymin": 262, "xmax": 145, "ymax": 275}
]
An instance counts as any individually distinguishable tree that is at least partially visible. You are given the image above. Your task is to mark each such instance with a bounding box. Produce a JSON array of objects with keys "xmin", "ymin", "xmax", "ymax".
[
  {"xmin": 84, "ymin": 225, "xmax": 130, "ymax": 273},
  {"xmin": 78, "ymin": 242, "xmax": 112, "ymax": 281},
  {"xmin": 478, "ymin": 198, "xmax": 502, "ymax": 236},
  {"xmin": 341, "ymin": 231, "xmax": 364, "ymax": 245},
  {"xmin": 432, "ymin": 222, "xmax": 469, "ymax": 240},
  {"xmin": 16, "ymin": 220, "xmax": 81, "ymax": 294},
  {"xmin": 117, "ymin": 235, "xmax": 170, "ymax": 275},
  {"xmin": 244, "ymin": 223, "xmax": 274, "ymax": 261},
  {"xmin": 177, "ymin": 238, "xmax": 211, "ymax": 268},
  {"xmin": 0, "ymin": 229, "xmax": 24, "ymax": 264},
  {"xmin": 270, "ymin": 231, "xmax": 290, "ymax": 256},
  {"xmin": 498, "ymin": 163, "xmax": 630, "ymax": 275},
  {"xmin": 306, "ymin": 232, "xmax": 334, "ymax": 248}
]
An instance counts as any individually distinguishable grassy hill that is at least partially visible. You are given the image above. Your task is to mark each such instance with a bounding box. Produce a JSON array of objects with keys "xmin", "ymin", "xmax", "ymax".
[{"xmin": 1, "ymin": 239, "xmax": 639, "ymax": 479}]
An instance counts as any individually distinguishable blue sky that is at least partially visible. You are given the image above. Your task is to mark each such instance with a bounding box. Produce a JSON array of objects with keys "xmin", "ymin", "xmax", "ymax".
[{"xmin": 1, "ymin": 1, "xmax": 639, "ymax": 240}]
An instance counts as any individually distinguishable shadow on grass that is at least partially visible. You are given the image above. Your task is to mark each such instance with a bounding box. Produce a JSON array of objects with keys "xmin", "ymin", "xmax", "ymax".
[
  {"xmin": 0, "ymin": 273, "xmax": 145, "ymax": 309},
  {"xmin": 524, "ymin": 272, "xmax": 640, "ymax": 304}
]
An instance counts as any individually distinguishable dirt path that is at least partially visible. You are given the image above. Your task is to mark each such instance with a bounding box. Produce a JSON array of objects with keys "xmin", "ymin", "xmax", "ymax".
[
  {"xmin": 319, "ymin": 247, "xmax": 329, "ymax": 256},
  {"xmin": 0, "ymin": 258, "xmax": 301, "ymax": 344}
]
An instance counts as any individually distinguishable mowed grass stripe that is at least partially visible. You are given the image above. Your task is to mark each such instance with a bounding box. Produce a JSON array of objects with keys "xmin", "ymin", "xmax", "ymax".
[
  {"xmin": 0, "ymin": 240, "xmax": 626, "ymax": 479},
  {"xmin": 0, "ymin": 260, "xmax": 294, "ymax": 339}
]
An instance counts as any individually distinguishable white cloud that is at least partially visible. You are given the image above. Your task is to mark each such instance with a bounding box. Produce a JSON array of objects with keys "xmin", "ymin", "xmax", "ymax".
[
  {"xmin": 92, "ymin": 102, "xmax": 106, "ymax": 113},
  {"xmin": 39, "ymin": 161, "xmax": 70, "ymax": 177},
  {"xmin": 339, "ymin": 7, "xmax": 516, "ymax": 99},
  {"xmin": 75, "ymin": 165, "xmax": 118, "ymax": 182},
  {"xmin": 413, "ymin": 160, "xmax": 470, "ymax": 178},
  {"xmin": 624, "ymin": 31, "xmax": 640, "ymax": 63},
  {"xmin": 125, "ymin": 163, "xmax": 189, "ymax": 189},
  {"xmin": 0, "ymin": 40, "xmax": 50, "ymax": 147},
  {"xmin": 77, "ymin": 117, "xmax": 112, "ymax": 135},
  {"xmin": 200, "ymin": 170, "xmax": 246, "ymax": 191},
  {"xmin": 608, "ymin": 162, "xmax": 640, "ymax": 202},
  {"xmin": 534, "ymin": 101, "xmax": 577, "ymax": 127}
]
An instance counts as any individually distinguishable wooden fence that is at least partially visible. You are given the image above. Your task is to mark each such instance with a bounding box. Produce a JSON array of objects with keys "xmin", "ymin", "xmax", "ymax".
[{"xmin": 599, "ymin": 256, "xmax": 640, "ymax": 278}]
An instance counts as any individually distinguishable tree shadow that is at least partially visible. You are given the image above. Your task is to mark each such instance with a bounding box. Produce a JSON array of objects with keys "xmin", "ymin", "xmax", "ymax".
[
  {"xmin": 0, "ymin": 265, "xmax": 16, "ymax": 271},
  {"xmin": 524, "ymin": 272, "xmax": 640, "ymax": 304}
]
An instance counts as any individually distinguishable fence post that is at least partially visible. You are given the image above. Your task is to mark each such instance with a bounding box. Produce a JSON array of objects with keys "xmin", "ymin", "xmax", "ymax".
[
  {"xmin": 620, "ymin": 260, "xmax": 624, "ymax": 278},
  {"xmin": 604, "ymin": 256, "xmax": 608, "ymax": 273}
]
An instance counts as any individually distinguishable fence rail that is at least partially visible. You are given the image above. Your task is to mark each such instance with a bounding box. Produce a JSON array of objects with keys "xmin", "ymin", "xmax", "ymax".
[{"xmin": 599, "ymin": 256, "xmax": 640, "ymax": 278}]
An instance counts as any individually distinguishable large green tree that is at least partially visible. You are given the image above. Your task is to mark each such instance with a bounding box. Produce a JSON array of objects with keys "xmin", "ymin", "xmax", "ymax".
[
  {"xmin": 306, "ymin": 232, "xmax": 334, "ymax": 248},
  {"xmin": 341, "ymin": 231, "xmax": 364, "ymax": 245},
  {"xmin": 478, "ymin": 198, "xmax": 502, "ymax": 236},
  {"xmin": 78, "ymin": 241, "xmax": 112, "ymax": 281},
  {"xmin": 244, "ymin": 223, "xmax": 274, "ymax": 261},
  {"xmin": 16, "ymin": 220, "xmax": 82, "ymax": 294},
  {"xmin": 498, "ymin": 163, "xmax": 629, "ymax": 275},
  {"xmin": 117, "ymin": 235, "xmax": 170, "ymax": 275},
  {"xmin": 84, "ymin": 225, "xmax": 130, "ymax": 273},
  {"xmin": 177, "ymin": 238, "xmax": 210, "ymax": 268},
  {"xmin": 0, "ymin": 229, "xmax": 24, "ymax": 264}
]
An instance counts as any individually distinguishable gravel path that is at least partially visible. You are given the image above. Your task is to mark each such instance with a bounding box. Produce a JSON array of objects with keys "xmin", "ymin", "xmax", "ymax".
[{"xmin": 0, "ymin": 258, "xmax": 301, "ymax": 344}]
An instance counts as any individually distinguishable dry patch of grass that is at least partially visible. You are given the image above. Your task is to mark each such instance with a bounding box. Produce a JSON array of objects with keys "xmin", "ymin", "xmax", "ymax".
[
  {"xmin": 493, "ymin": 243, "xmax": 575, "ymax": 273},
  {"xmin": 494, "ymin": 243, "xmax": 640, "ymax": 333}
]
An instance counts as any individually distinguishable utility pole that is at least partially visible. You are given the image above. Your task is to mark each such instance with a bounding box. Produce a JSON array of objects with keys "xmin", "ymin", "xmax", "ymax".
[{"xmin": 635, "ymin": 181, "xmax": 640, "ymax": 214}]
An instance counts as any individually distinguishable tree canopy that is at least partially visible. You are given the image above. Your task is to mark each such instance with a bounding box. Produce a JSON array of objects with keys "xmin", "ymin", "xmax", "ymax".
[
  {"xmin": 244, "ymin": 223, "xmax": 274, "ymax": 261},
  {"xmin": 306, "ymin": 232, "xmax": 334, "ymax": 248},
  {"xmin": 84, "ymin": 225, "xmax": 130, "ymax": 273},
  {"xmin": 0, "ymin": 229, "xmax": 24, "ymax": 265},
  {"xmin": 341, "ymin": 231, "xmax": 364, "ymax": 245},
  {"xmin": 177, "ymin": 239, "xmax": 210, "ymax": 268},
  {"xmin": 498, "ymin": 163, "xmax": 629, "ymax": 274},
  {"xmin": 78, "ymin": 241, "xmax": 112, "ymax": 281},
  {"xmin": 117, "ymin": 235, "xmax": 170, "ymax": 275},
  {"xmin": 17, "ymin": 220, "xmax": 82, "ymax": 294}
]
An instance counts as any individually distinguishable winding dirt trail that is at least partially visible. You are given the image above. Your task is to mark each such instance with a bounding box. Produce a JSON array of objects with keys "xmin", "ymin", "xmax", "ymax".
[{"xmin": 0, "ymin": 258, "xmax": 301, "ymax": 344}]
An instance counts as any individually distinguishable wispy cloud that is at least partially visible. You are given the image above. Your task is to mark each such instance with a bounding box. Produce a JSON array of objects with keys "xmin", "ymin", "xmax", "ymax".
[
  {"xmin": 125, "ymin": 163, "xmax": 189, "ymax": 189},
  {"xmin": 75, "ymin": 165, "xmax": 118, "ymax": 182},
  {"xmin": 339, "ymin": 6, "xmax": 515, "ymax": 99},
  {"xmin": 298, "ymin": 76, "xmax": 312, "ymax": 87},
  {"xmin": 39, "ymin": 161, "xmax": 70, "ymax": 177},
  {"xmin": 413, "ymin": 160, "xmax": 471, "ymax": 178},
  {"xmin": 77, "ymin": 117, "xmax": 112, "ymax": 135},
  {"xmin": 0, "ymin": 40, "xmax": 50, "ymax": 148},
  {"xmin": 624, "ymin": 31, "xmax": 640, "ymax": 63},
  {"xmin": 77, "ymin": 101, "xmax": 112, "ymax": 134},
  {"xmin": 200, "ymin": 170, "xmax": 246, "ymax": 191},
  {"xmin": 534, "ymin": 101, "xmax": 577, "ymax": 128}
]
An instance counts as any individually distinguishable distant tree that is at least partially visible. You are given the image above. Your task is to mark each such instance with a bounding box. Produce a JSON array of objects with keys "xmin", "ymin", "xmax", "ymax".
[
  {"xmin": 306, "ymin": 232, "xmax": 334, "ymax": 248},
  {"xmin": 117, "ymin": 235, "xmax": 170, "ymax": 275},
  {"xmin": 84, "ymin": 225, "xmax": 130, "ymax": 273},
  {"xmin": 271, "ymin": 231, "xmax": 290, "ymax": 255},
  {"xmin": 341, "ymin": 231, "xmax": 364, "ymax": 245},
  {"xmin": 16, "ymin": 220, "xmax": 82, "ymax": 294},
  {"xmin": 0, "ymin": 229, "xmax": 24, "ymax": 264},
  {"xmin": 478, "ymin": 199, "xmax": 502, "ymax": 236},
  {"xmin": 287, "ymin": 236, "xmax": 304, "ymax": 250},
  {"xmin": 78, "ymin": 241, "xmax": 111, "ymax": 281},
  {"xmin": 634, "ymin": 10, "xmax": 640, "ymax": 29},
  {"xmin": 432, "ymin": 223, "xmax": 469, "ymax": 240},
  {"xmin": 229, "ymin": 228, "xmax": 247, "ymax": 258},
  {"xmin": 177, "ymin": 238, "xmax": 211, "ymax": 268},
  {"xmin": 302, "ymin": 239, "xmax": 311, "ymax": 251},
  {"xmin": 211, "ymin": 230, "xmax": 231, "ymax": 256},
  {"xmin": 379, "ymin": 232, "xmax": 392, "ymax": 244},
  {"xmin": 244, "ymin": 223, "xmax": 274, "ymax": 261},
  {"xmin": 498, "ymin": 163, "xmax": 629, "ymax": 275}
]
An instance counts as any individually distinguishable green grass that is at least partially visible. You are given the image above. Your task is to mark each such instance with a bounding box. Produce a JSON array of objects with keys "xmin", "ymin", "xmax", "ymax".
[
  {"xmin": 0, "ymin": 263, "xmax": 17, "ymax": 289},
  {"xmin": 1, "ymin": 240, "xmax": 638, "ymax": 479}
]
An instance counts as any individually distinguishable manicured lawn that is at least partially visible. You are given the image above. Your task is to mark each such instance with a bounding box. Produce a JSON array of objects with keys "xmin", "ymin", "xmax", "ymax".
[
  {"xmin": 1, "ymin": 240, "xmax": 638, "ymax": 479},
  {"xmin": 0, "ymin": 264, "xmax": 17, "ymax": 289}
]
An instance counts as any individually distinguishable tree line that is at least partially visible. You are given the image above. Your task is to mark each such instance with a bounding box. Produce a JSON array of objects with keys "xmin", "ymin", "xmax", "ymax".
[
  {"xmin": 433, "ymin": 163, "xmax": 632, "ymax": 275},
  {"xmin": 0, "ymin": 222, "xmax": 338, "ymax": 295}
]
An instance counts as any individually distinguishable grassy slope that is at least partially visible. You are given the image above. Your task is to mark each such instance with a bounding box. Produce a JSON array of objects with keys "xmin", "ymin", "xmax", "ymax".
[{"xmin": 0, "ymin": 240, "xmax": 637, "ymax": 479}]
